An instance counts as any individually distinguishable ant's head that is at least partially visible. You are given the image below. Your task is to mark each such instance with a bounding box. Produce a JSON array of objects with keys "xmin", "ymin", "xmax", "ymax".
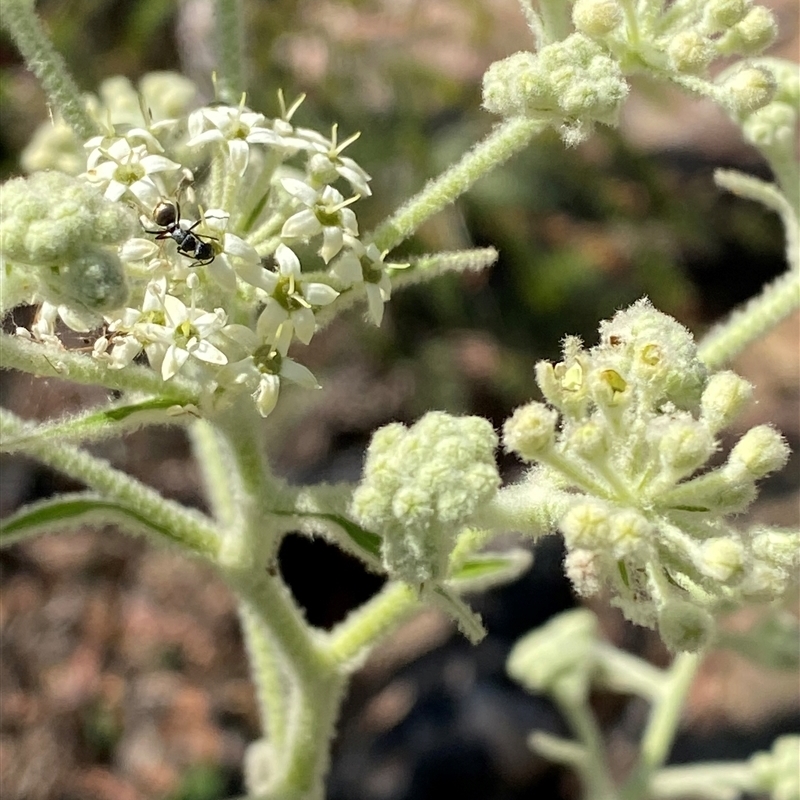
[{"xmin": 153, "ymin": 200, "xmax": 180, "ymax": 228}]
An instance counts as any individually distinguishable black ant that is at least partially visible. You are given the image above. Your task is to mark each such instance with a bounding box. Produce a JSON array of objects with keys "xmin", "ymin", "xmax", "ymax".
[{"xmin": 144, "ymin": 200, "xmax": 218, "ymax": 267}]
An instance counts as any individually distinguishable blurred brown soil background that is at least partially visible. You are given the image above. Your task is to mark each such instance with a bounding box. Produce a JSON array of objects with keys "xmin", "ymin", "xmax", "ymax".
[{"xmin": 0, "ymin": 0, "xmax": 798, "ymax": 798}]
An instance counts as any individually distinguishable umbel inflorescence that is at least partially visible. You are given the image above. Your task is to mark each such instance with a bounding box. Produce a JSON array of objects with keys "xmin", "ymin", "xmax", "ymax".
[
  {"xmin": 503, "ymin": 301, "xmax": 795, "ymax": 652},
  {"xmin": 0, "ymin": 74, "xmax": 394, "ymax": 417}
]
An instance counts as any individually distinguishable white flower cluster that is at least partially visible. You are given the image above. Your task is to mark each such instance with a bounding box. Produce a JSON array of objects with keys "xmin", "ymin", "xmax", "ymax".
[
  {"xmin": 2, "ymin": 73, "xmax": 394, "ymax": 417},
  {"xmin": 503, "ymin": 300, "xmax": 796, "ymax": 652}
]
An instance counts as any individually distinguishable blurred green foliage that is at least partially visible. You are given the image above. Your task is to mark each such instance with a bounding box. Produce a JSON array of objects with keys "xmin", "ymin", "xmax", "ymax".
[{"xmin": 167, "ymin": 763, "xmax": 228, "ymax": 800}]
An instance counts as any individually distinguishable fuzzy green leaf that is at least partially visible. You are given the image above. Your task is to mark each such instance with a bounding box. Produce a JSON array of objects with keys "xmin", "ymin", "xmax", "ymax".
[
  {"xmin": 2, "ymin": 493, "xmax": 182, "ymax": 548},
  {"xmin": 448, "ymin": 549, "xmax": 533, "ymax": 591}
]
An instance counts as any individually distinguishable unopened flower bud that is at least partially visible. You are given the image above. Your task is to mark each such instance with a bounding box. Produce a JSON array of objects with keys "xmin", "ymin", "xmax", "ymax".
[
  {"xmin": 700, "ymin": 537, "xmax": 745, "ymax": 582},
  {"xmin": 567, "ymin": 421, "xmax": 608, "ymax": 460},
  {"xmin": 658, "ymin": 418, "xmax": 715, "ymax": 477},
  {"xmin": 482, "ymin": 51, "xmax": 542, "ymax": 117},
  {"xmin": 751, "ymin": 528, "xmax": 800, "ymax": 569},
  {"xmin": 503, "ymin": 402, "xmax": 558, "ymax": 461},
  {"xmin": 668, "ymin": 31, "xmax": 714, "ymax": 74},
  {"xmin": 508, "ymin": 608, "xmax": 598, "ymax": 700},
  {"xmin": 0, "ymin": 171, "xmax": 135, "ymax": 265},
  {"xmin": 608, "ymin": 509, "xmax": 651, "ymax": 557},
  {"xmin": 701, "ymin": 371, "xmax": 753, "ymax": 431},
  {"xmin": 704, "ymin": 0, "xmax": 751, "ymax": 29},
  {"xmin": 724, "ymin": 66, "xmax": 776, "ymax": 114},
  {"xmin": 39, "ymin": 247, "xmax": 129, "ymax": 312},
  {"xmin": 728, "ymin": 425, "xmax": 789, "ymax": 478},
  {"xmin": 743, "ymin": 101, "xmax": 797, "ymax": 149},
  {"xmin": 572, "ymin": 0, "xmax": 622, "ymax": 37},
  {"xmin": 561, "ymin": 501, "xmax": 611, "ymax": 549},
  {"xmin": 740, "ymin": 561, "xmax": 789, "ymax": 601},
  {"xmin": 352, "ymin": 413, "xmax": 499, "ymax": 584},
  {"xmin": 724, "ymin": 6, "xmax": 778, "ymax": 54},
  {"xmin": 564, "ymin": 549, "xmax": 602, "ymax": 597},
  {"xmin": 658, "ymin": 600, "xmax": 714, "ymax": 652}
]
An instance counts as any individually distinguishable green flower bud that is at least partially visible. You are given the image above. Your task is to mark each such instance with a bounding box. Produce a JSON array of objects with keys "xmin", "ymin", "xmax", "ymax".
[
  {"xmin": 561, "ymin": 501, "xmax": 611, "ymax": 549},
  {"xmin": 719, "ymin": 6, "xmax": 778, "ymax": 55},
  {"xmin": 701, "ymin": 371, "xmax": 753, "ymax": 432},
  {"xmin": 482, "ymin": 51, "xmax": 542, "ymax": 117},
  {"xmin": 566, "ymin": 420, "xmax": 609, "ymax": 460},
  {"xmin": 723, "ymin": 66, "xmax": 777, "ymax": 114},
  {"xmin": 39, "ymin": 246, "xmax": 129, "ymax": 312},
  {"xmin": 751, "ymin": 527, "xmax": 800, "ymax": 569},
  {"xmin": 482, "ymin": 35, "xmax": 628, "ymax": 141},
  {"xmin": 508, "ymin": 608, "xmax": 599, "ymax": 700},
  {"xmin": 658, "ymin": 599, "xmax": 714, "ymax": 652},
  {"xmin": 743, "ymin": 101, "xmax": 797, "ymax": 149},
  {"xmin": 0, "ymin": 171, "xmax": 135, "ymax": 266},
  {"xmin": 352, "ymin": 412, "xmax": 500, "ymax": 584},
  {"xmin": 728, "ymin": 425, "xmax": 789, "ymax": 478},
  {"xmin": 668, "ymin": 31, "xmax": 714, "ymax": 74},
  {"xmin": 700, "ymin": 537, "xmax": 745, "ymax": 582},
  {"xmin": 757, "ymin": 58, "xmax": 799, "ymax": 107},
  {"xmin": 572, "ymin": 0, "xmax": 622, "ymax": 38},
  {"xmin": 703, "ymin": 0, "xmax": 751, "ymax": 29},
  {"xmin": 608, "ymin": 509, "xmax": 651, "ymax": 557},
  {"xmin": 503, "ymin": 402, "xmax": 559, "ymax": 461},
  {"xmin": 657, "ymin": 416, "xmax": 715, "ymax": 478}
]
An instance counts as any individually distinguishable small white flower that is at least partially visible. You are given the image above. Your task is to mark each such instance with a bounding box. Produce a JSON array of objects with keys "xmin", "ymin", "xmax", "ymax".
[
  {"xmin": 85, "ymin": 139, "xmax": 181, "ymax": 209},
  {"xmin": 102, "ymin": 278, "xmax": 228, "ymax": 379},
  {"xmin": 306, "ymin": 124, "xmax": 372, "ymax": 197},
  {"xmin": 147, "ymin": 293, "xmax": 228, "ymax": 380},
  {"xmin": 187, "ymin": 102, "xmax": 288, "ymax": 176},
  {"xmin": 216, "ymin": 329, "xmax": 319, "ymax": 417},
  {"xmin": 256, "ymin": 244, "xmax": 339, "ymax": 353},
  {"xmin": 280, "ymin": 180, "xmax": 359, "ymax": 263},
  {"xmin": 333, "ymin": 237, "xmax": 392, "ymax": 325}
]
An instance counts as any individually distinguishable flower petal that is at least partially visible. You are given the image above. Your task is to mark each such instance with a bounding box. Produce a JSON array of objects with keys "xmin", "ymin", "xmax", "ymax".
[
  {"xmin": 275, "ymin": 244, "xmax": 301, "ymax": 278},
  {"xmin": 303, "ymin": 282, "xmax": 339, "ymax": 306},
  {"xmin": 254, "ymin": 373, "xmax": 281, "ymax": 417},
  {"xmin": 292, "ymin": 307, "xmax": 316, "ymax": 344},
  {"xmin": 281, "ymin": 209, "xmax": 320, "ymax": 240},
  {"xmin": 281, "ymin": 358, "xmax": 320, "ymax": 389},
  {"xmin": 189, "ymin": 338, "xmax": 228, "ymax": 366},
  {"xmin": 161, "ymin": 343, "xmax": 190, "ymax": 380}
]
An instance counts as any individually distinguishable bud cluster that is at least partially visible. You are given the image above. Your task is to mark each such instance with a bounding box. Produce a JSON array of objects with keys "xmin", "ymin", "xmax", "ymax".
[
  {"xmin": 734, "ymin": 57, "xmax": 799, "ymax": 160},
  {"xmin": 1, "ymin": 73, "xmax": 396, "ymax": 417},
  {"xmin": 481, "ymin": 0, "xmax": 780, "ymax": 144},
  {"xmin": 503, "ymin": 300, "xmax": 795, "ymax": 651},
  {"xmin": 482, "ymin": 34, "xmax": 629, "ymax": 145},
  {"xmin": 351, "ymin": 412, "xmax": 500, "ymax": 586}
]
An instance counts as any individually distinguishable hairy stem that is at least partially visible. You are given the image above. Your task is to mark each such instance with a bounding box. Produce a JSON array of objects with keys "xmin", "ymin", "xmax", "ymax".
[
  {"xmin": 698, "ymin": 268, "xmax": 800, "ymax": 369},
  {"xmin": 213, "ymin": 0, "xmax": 247, "ymax": 102},
  {"xmin": 0, "ymin": 409, "xmax": 220, "ymax": 557},
  {"xmin": 370, "ymin": 117, "xmax": 546, "ymax": 253},
  {"xmin": 621, "ymin": 651, "xmax": 700, "ymax": 800},
  {"xmin": 0, "ymin": 332, "xmax": 201, "ymax": 403},
  {"xmin": 0, "ymin": 0, "xmax": 95, "ymax": 138}
]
